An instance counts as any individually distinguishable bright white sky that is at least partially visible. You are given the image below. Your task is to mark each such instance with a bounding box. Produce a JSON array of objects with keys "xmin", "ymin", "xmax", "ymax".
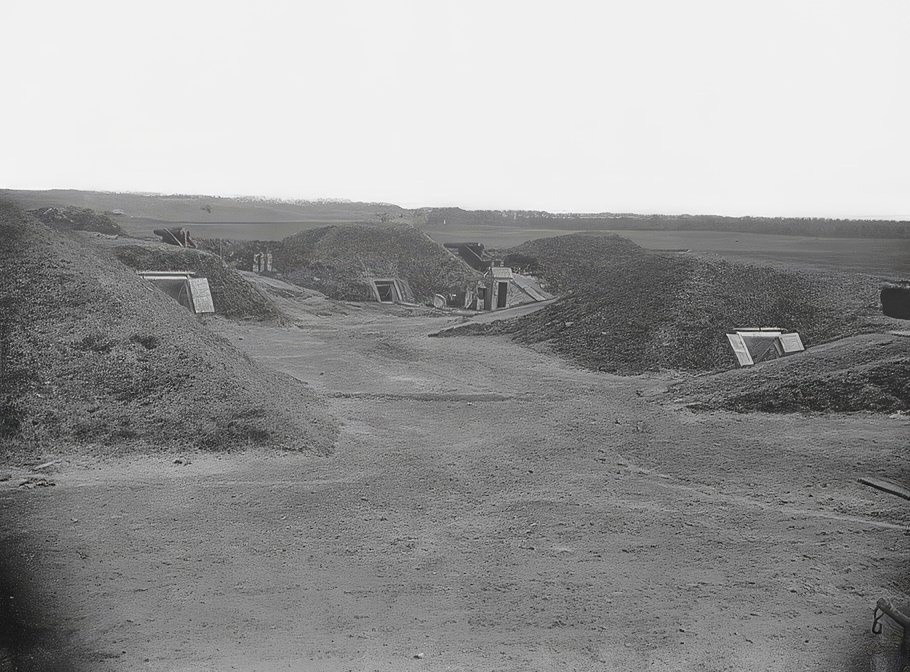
[{"xmin": 2, "ymin": 0, "xmax": 908, "ymax": 218}]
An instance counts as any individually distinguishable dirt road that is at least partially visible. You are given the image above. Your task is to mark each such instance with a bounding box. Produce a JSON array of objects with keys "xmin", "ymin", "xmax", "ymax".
[{"xmin": 2, "ymin": 295, "xmax": 908, "ymax": 671}]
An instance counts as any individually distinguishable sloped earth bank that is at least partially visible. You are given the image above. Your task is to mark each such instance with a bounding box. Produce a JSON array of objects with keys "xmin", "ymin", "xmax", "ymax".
[
  {"xmin": 474, "ymin": 234, "xmax": 883, "ymax": 375},
  {"xmin": 111, "ymin": 243, "xmax": 285, "ymax": 322},
  {"xmin": 675, "ymin": 334, "xmax": 910, "ymax": 413},
  {"xmin": 0, "ymin": 203, "xmax": 332, "ymax": 454},
  {"xmin": 278, "ymin": 224, "xmax": 480, "ymax": 303},
  {"xmin": 1, "ymin": 299, "xmax": 909, "ymax": 670}
]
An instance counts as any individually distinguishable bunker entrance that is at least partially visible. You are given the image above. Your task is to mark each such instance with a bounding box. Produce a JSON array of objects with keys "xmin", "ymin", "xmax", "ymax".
[
  {"xmin": 372, "ymin": 280, "xmax": 400, "ymax": 304},
  {"xmin": 497, "ymin": 282, "xmax": 508, "ymax": 308},
  {"xmin": 136, "ymin": 271, "xmax": 215, "ymax": 314},
  {"xmin": 156, "ymin": 278, "xmax": 191, "ymax": 308}
]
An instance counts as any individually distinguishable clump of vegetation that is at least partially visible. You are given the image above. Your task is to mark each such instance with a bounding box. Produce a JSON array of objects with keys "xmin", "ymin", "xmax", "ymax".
[
  {"xmin": 76, "ymin": 333, "xmax": 114, "ymax": 353},
  {"xmin": 129, "ymin": 334, "xmax": 160, "ymax": 350},
  {"xmin": 29, "ymin": 206, "xmax": 121, "ymax": 235},
  {"xmin": 196, "ymin": 408, "xmax": 273, "ymax": 451}
]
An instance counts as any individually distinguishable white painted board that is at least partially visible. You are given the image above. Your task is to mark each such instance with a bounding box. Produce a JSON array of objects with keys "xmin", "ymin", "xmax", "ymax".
[
  {"xmin": 187, "ymin": 278, "xmax": 215, "ymax": 313},
  {"xmin": 778, "ymin": 332, "xmax": 804, "ymax": 353},
  {"xmin": 726, "ymin": 333, "xmax": 754, "ymax": 367}
]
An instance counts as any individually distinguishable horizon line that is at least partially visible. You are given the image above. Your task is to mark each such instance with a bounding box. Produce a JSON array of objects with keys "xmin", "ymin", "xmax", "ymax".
[{"xmin": 3, "ymin": 186, "xmax": 910, "ymax": 224}]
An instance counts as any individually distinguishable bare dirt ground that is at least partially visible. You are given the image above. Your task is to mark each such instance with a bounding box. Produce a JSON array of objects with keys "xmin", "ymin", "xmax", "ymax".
[{"xmin": 2, "ymin": 284, "xmax": 909, "ymax": 671}]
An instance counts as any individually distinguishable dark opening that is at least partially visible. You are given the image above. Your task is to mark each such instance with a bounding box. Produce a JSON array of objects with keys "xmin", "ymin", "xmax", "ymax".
[
  {"xmin": 375, "ymin": 282, "xmax": 396, "ymax": 303},
  {"xmin": 882, "ymin": 286, "xmax": 910, "ymax": 320},
  {"xmin": 497, "ymin": 282, "xmax": 508, "ymax": 308}
]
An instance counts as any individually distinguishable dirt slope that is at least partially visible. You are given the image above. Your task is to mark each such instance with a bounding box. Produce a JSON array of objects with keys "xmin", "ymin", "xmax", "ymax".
[
  {"xmin": 0, "ymin": 201, "xmax": 335, "ymax": 455},
  {"xmin": 278, "ymin": 224, "xmax": 480, "ymax": 302},
  {"xmin": 675, "ymin": 333, "xmax": 910, "ymax": 413}
]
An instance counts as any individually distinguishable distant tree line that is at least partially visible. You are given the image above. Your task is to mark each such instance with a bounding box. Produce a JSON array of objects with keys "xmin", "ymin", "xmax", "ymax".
[{"xmin": 419, "ymin": 208, "xmax": 910, "ymax": 239}]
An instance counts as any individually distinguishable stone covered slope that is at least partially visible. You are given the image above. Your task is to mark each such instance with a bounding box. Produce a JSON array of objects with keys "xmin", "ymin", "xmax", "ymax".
[
  {"xmin": 278, "ymin": 224, "xmax": 480, "ymax": 302},
  {"xmin": 0, "ymin": 202, "xmax": 335, "ymax": 454}
]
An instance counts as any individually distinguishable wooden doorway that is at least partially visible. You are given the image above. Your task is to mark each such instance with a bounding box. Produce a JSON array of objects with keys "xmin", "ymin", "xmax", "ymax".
[{"xmin": 372, "ymin": 279, "xmax": 401, "ymax": 304}]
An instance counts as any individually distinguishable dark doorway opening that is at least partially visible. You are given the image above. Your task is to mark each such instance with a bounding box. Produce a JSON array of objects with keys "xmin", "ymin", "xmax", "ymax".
[
  {"xmin": 497, "ymin": 282, "xmax": 508, "ymax": 308},
  {"xmin": 374, "ymin": 281, "xmax": 397, "ymax": 303}
]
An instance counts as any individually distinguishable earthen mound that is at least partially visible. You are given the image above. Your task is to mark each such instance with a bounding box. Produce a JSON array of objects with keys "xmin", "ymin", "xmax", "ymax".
[
  {"xmin": 676, "ymin": 334, "xmax": 910, "ymax": 413},
  {"xmin": 0, "ymin": 201, "xmax": 335, "ymax": 455},
  {"xmin": 29, "ymin": 206, "xmax": 122, "ymax": 235},
  {"xmin": 113, "ymin": 244, "xmax": 284, "ymax": 322},
  {"xmin": 278, "ymin": 225, "xmax": 479, "ymax": 302},
  {"xmin": 440, "ymin": 233, "xmax": 881, "ymax": 375}
]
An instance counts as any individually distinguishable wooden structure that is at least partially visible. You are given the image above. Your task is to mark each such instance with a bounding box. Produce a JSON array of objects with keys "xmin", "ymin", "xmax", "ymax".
[
  {"xmin": 726, "ymin": 328, "xmax": 805, "ymax": 367},
  {"xmin": 370, "ymin": 278, "xmax": 406, "ymax": 304},
  {"xmin": 252, "ymin": 252, "xmax": 273, "ymax": 274},
  {"xmin": 474, "ymin": 267, "xmax": 552, "ymax": 311},
  {"xmin": 136, "ymin": 271, "xmax": 214, "ymax": 314}
]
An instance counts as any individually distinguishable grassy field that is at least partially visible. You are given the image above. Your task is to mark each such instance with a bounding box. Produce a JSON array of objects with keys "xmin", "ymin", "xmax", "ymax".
[
  {"xmin": 603, "ymin": 229, "xmax": 910, "ymax": 277},
  {"xmin": 0, "ymin": 189, "xmax": 403, "ymax": 223}
]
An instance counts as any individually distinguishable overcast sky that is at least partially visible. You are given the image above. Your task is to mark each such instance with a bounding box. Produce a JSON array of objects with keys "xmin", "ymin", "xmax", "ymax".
[{"xmin": 2, "ymin": 1, "xmax": 908, "ymax": 218}]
